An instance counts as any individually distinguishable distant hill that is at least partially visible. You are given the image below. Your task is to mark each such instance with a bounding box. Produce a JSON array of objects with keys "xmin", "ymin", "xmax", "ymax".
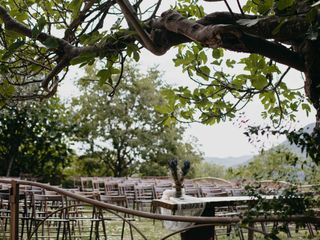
[{"xmin": 204, "ymin": 155, "xmax": 253, "ymax": 168}]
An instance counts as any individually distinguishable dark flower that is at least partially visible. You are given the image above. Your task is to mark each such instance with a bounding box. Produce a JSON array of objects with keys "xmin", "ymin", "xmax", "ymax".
[
  {"xmin": 181, "ymin": 160, "xmax": 190, "ymax": 176},
  {"xmin": 168, "ymin": 159, "xmax": 178, "ymax": 172}
]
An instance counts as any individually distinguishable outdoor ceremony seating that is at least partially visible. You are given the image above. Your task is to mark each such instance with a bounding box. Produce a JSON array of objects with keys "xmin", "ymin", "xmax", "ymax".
[
  {"xmin": 133, "ymin": 184, "xmax": 155, "ymax": 212},
  {"xmin": 30, "ymin": 194, "xmax": 71, "ymax": 240},
  {"xmin": 98, "ymin": 194, "xmax": 134, "ymax": 240},
  {"xmin": 0, "ymin": 176, "xmax": 319, "ymax": 240}
]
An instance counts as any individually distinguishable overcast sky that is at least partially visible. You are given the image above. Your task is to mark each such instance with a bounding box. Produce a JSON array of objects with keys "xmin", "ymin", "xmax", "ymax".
[{"xmin": 59, "ymin": 0, "xmax": 316, "ymax": 158}]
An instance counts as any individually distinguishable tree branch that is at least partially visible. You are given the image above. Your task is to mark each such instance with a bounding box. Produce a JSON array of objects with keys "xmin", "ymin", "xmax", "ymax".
[
  {"xmin": 0, "ymin": 5, "xmax": 69, "ymax": 48},
  {"xmin": 197, "ymin": 12, "xmax": 309, "ymax": 42},
  {"xmin": 115, "ymin": 0, "xmax": 167, "ymax": 55},
  {"xmin": 151, "ymin": 10, "xmax": 305, "ymax": 72},
  {"xmin": 63, "ymin": 0, "xmax": 98, "ymax": 42},
  {"xmin": 0, "ymin": 4, "xmax": 136, "ymax": 95}
]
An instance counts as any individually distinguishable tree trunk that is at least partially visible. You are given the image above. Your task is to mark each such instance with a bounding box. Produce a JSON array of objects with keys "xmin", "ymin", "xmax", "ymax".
[
  {"xmin": 115, "ymin": 148, "xmax": 122, "ymax": 177},
  {"xmin": 300, "ymin": 40, "xmax": 320, "ymax": 126},
  {"xmin": 316, "ymin": 109, "xmax": 320, "ymax": 130},
  {"xmin": 6, "ymin": 155, "xmax": 15, "ymax": 177}
]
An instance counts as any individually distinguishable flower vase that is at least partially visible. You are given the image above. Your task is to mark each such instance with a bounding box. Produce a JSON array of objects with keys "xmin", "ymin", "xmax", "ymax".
[{"xmin": 173, "ymin": 184, "xmax": 184, "ymax": 198}]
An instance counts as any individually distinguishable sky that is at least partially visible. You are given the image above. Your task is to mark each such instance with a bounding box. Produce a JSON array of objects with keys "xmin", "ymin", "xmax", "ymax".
[{"xmin": 59, "ymin": 0, "xmax": 316, "ymax": 158}]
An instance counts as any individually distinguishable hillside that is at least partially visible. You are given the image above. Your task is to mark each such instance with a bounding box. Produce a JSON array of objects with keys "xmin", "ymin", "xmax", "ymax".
[{"xmin": 204, "ymin": 155, "xmax": 253, "ymax": 168}]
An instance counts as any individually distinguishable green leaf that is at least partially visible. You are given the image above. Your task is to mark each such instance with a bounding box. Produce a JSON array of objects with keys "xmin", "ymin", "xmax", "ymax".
[
  {"xmin": 111, "ymin": 67, "xmax": 121, "ymax": 74},
  {"xmin": 2, "ymin": 39, "xmax": 25, "ymax": 60},
  {"xmin": 277, "ymin": 0, "xmax": 295, "ymax": 11},
  {"xmin": 301, "ymin": 103, "xmax": 311, "ymax": 116},
  {"xmin": 42, "ymin": 37, "xmax": 59, "ymax": 49},
  {"xmin": 257, "ymin": 0, "xmax": 274, "ymax": 14},
  {"xmin": 272, "ymin": 18, "xmax": 286, "ymax": 35},
  {"xmin": 212, "ymin": 48, "xmax": 223, "ymax": 59},
  {"xmin": 97, "ymin": 69, "xmax": 110, "ymax": 85},
  {"xmin": 197, "ymin": 66, "xmax": 210, "ymax": 80},
  {"xmin": 69, "ymin": 0, "xmax": 83, "ymax": 18},
  {"xmin": 70, "ymin": 52, "xmax": 97, "ymax": 65},
  {"xmin": 133, "ymin": 51, "xmax": 140, "ymax": 62},
  {"xmin": 154, "ymin": 105, "xmax": 172, "ymax": 114},
  {"xmin": 198, "ymin": 51, "xmax": 207, "ymax": 64},
  {"xmin": 0, "ymin": 80, "xmax": 15, "ymax": 98},
  {"xmin": 161, "ymin": 88, "xmax": 176, "ymax": 107},
  {"xmin": 251, "ymin": 75, "xmax": 268, "ymax": 90},
  {"xmin": 226, "ymin": 59, "xmax": 236, "ymax": 68},
  {"xmin": 126, "ymin": 44, "xmax": 139, "ymax": 57},
  {"xmin": 32, "ymin": 16, "xmax": 46, "ymax": 38},
  {"xmin": 163, "ymin": 116, "xmax": 176, "ymax": 126}
]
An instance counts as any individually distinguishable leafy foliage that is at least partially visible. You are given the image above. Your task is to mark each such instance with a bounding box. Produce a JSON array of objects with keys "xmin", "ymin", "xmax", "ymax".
[
  {"xmin": 193, "ymin": 161, "xmax": 226, "ymax": 179},
  {"xmin": 159, "ymin": 45, "xmax": 310, "ymax": 126},
  {"xmin": 242, "ymin": 184, "xmax": 316, "ymax": 239},
  {"xmin": 0, "ymin": 98, "xmax": 75, "ymax": 183},
  {"xmin": 227, "ymin": 146, "xmax": 304, "ymax": 183},
  {"xmin": 0, "ymin": 0, "xmax": 316, "ymax": 127},
  {"xmin": 287, "ymin": 127, "xmax": 320, "ymax": 164}
]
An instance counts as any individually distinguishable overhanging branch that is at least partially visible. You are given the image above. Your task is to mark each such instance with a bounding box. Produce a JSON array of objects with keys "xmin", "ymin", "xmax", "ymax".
[
  {"xmin": 151, "ymin": 10, "xmax": 305, "ymax": 72},
  {"xmin": 115, "ymin": 0, "xmax": 167, "ymax": 55}
]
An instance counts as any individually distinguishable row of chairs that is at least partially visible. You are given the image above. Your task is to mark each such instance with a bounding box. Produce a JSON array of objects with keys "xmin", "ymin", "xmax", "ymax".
[
  {"xmin": 0, "ymin": 185, "xmax": 135, "ymax": 240},
  {"xmin": 80, "ymin": 177, "xmax": 245, "ymax": 210}
]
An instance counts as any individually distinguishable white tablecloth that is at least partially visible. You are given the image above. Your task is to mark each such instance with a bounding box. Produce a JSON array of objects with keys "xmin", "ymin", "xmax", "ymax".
[{"xmin": 160, "ymin": 189, "xmax": 206, "ymax": 231}]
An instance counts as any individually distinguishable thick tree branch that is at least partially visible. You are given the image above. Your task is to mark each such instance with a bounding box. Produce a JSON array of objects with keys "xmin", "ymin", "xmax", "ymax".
[
  {"xmin": 0, "ymin": 5, "xmax": 69, "ymax": 49},
  {"xmin": 151, "ymin": 10, "xmax": 305, "ymax": 72},
  {"xmin": 0, "ymin": 4, "xmax": 136, "ymax": 94},
  {"xmin": 197, "ymin": 12, "xmax": 309, "ymax": 42}
]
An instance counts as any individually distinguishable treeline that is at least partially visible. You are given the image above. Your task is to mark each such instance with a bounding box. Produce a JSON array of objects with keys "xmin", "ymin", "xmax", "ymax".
[{"xmin": 1, "ymin": 63, "xmax": 315, "ymax": 185}]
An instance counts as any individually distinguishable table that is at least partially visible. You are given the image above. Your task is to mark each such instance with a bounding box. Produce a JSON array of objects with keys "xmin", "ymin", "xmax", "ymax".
[{"xmin": 152, "ymin": 195, "xmax": 277, "ymax": 240}]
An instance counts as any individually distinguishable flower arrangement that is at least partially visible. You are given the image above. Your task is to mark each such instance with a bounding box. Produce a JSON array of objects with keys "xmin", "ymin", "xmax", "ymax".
[{"xmin": 168, "ymin": 159, "xmax": 191, "ymax": 198}]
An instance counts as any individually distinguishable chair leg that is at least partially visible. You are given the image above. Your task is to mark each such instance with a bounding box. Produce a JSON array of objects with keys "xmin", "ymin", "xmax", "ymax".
[
  {"xmin": 261, "ymin": 222, "xmax": 268, "ymax": 235},
  {"xmin": 95, "ymin": 220, "xmax": 100, "ymax": 240},
  {"xmin": 89, "ymin": 220, "xmax": 94, "ymax": 240},
  {"xmin": 0, "ymin": 216, "xmax": 6, "ymax": 240},
  {"xmin": 129, "ymin": 221, "xmax": 134, "ymax": 240},
  {"xmin": 284, "ymin": 223, "xmax": 291, "ymax": 238},
  {"xmin": 57, "ymin": 221, "xmax": 62, "ymax": 240},
  {"xmin": 307, "ymin": 223, "xmax": 315, "ymax": 237},
  {"xmin": 20, "ymin": 217, "xmax": 25, "ymax": 240},
  {"xmin": 120, "ymin": 220, "xmax": 125, "ymax": 240},
  {"xmin": 101, "ymin": 217, "xmax": 107, "ymax": 240},
  {"xmin": 226, "ymin": 225, "xmax": 232, "ymax": 237}
]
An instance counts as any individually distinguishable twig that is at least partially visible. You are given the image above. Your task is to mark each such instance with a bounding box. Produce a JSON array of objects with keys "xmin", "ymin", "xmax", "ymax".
[
  {"xmin": 237, "ymin": 0, "xmax": 245, "ymax": 15},
  {"xmin": 223, "ymin": 0, "xmax": 235, "ymax": 18}
]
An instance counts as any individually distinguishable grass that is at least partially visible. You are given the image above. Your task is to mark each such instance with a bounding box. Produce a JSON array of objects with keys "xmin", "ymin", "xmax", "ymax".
[
  {"xmin": 3, "ymin": 205, "xmax": 319, "ymax": 240},
  {"xmin": 101, "ymin": 211, "xmax": 320, "ymax": 240}
]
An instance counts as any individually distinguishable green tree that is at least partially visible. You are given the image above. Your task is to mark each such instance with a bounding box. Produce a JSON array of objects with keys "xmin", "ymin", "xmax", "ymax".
[
  {"xmin": 0, "ymin": 1, "xmax": 318, "ymax": 125},
  {"xmin": 1, "ymin": 1, "xmax": 320, "ymax": 161},
  {"xmin": 194, "ymin": 162, "xmax": 226, "ymax": 179},
  {"xmin": 227, "ymin": 146, "xmax": 306, "ymax": 183},
  {"xmin": 0, "ymin": 98, "xmax": 75, "ymax": 183},
  {"xmin": 72, "ymin": 63, "xmax": 202, "ymax": 177}
]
